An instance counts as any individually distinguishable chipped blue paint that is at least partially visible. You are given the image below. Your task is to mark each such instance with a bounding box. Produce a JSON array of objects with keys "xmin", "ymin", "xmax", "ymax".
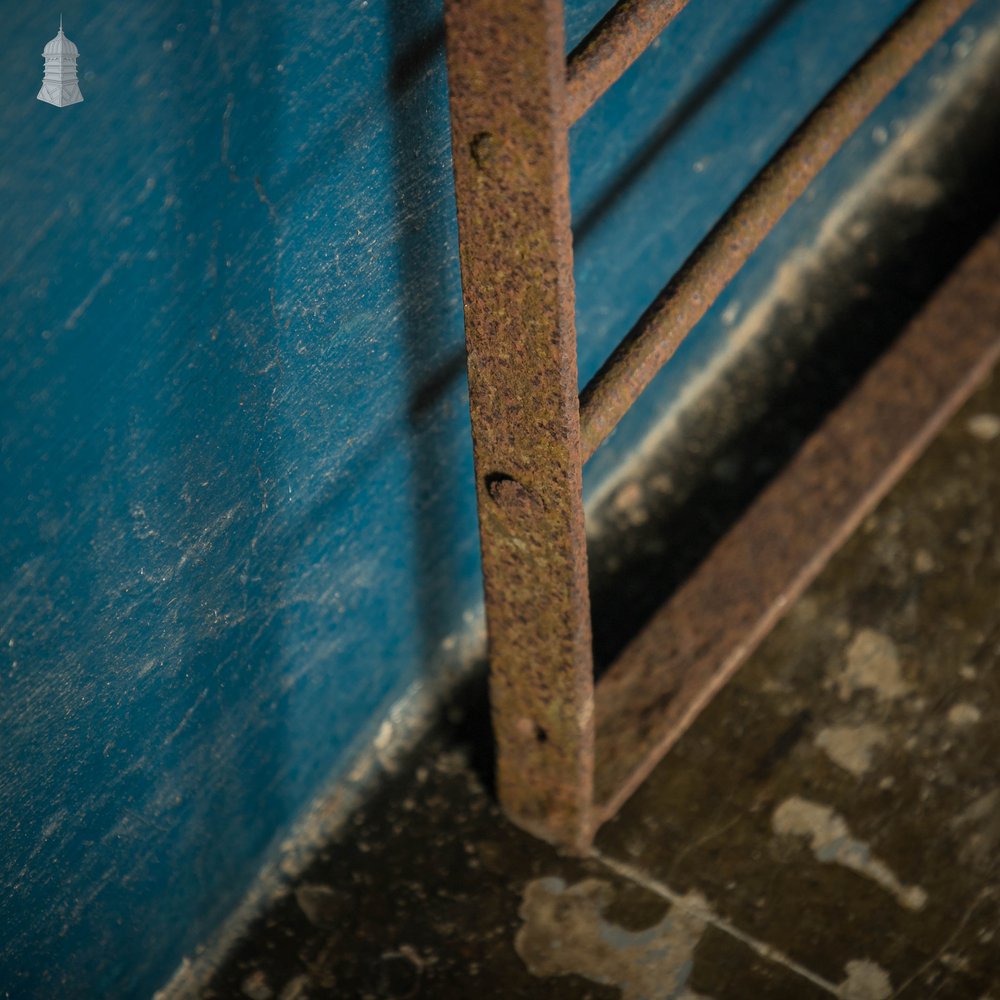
[{"xmin": 0, "ymin": 1, "xmax": 996, "ymax": 996}]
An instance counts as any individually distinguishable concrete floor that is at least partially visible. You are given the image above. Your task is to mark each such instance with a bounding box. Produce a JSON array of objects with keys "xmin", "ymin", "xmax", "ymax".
[
  {"xmin": 199, "ymin": 341, "xmax": 999, "ymax": 999},
  {"xmin": 183, "ymin": 43, "xmax": 1000, "ymax": 1000}
]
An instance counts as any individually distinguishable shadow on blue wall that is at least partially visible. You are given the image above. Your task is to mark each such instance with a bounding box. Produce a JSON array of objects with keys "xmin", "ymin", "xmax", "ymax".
[
  {"xmin": 573, "ymin": 0, "xmax": 803, "ymax": 247},
  {"xmin": 388, "ymin": 2, "xmax": 469, "ymax": 685},
  {"xmin": 0, "ymin": 1, "xmax": 474, "ymax": 995}
]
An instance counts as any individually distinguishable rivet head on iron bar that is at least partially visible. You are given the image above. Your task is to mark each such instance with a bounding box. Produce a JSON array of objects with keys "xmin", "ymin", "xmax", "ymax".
[{"xmin": 486, "ymin": 474, "xmax": 540, "ymax": 518}]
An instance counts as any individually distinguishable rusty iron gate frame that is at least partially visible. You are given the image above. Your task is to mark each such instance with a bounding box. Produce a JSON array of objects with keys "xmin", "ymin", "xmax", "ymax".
[{"xmin": 443, "ymin": 0, "xmax": 992, "ymax": 852}]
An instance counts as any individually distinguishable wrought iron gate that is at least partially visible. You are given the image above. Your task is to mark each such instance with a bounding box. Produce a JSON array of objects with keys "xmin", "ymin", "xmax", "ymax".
[{"xmin": 443, "ymin": 0, "xmax": 993, "ymax": 851}]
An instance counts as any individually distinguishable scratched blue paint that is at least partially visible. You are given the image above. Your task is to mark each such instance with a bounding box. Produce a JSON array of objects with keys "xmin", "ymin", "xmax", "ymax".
[{"xmin": 0, "ymin": 1, "xmax": 995, "ymax": 996}]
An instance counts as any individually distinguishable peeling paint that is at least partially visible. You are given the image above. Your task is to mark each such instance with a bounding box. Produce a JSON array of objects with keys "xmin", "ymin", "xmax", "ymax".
[
  {"xmin": 814, "ymin": 724, "xmax": 889, "ymax": 776},
  {"xmin": 772, "ymin": 797, "xmax": 927, "ymax": 911},
  {"xmin": 515, "ymin": 877, "xmax": 711, "ymax": 1000}
]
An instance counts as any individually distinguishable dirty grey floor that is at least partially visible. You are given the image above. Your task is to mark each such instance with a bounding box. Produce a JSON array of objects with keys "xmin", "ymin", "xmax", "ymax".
[
  {"xmin": 199, "ymin": 334, "xmax": 1000, "ymax": 998},
  {"xmin": 192, "ymin": 59, "xmax": 1000, "ymax": 1000}
]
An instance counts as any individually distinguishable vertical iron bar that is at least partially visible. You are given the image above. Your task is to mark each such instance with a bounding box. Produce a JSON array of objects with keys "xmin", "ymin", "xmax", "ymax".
[{"xmin": 444, "ymin": 0, "xmax": 595, "ymax": 849}]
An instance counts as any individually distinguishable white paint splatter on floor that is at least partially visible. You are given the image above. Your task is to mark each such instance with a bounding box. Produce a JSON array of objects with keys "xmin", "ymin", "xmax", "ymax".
[
  {"xmin": 831, "ymin": 629, "xmax": 911, "ymax": 702},
  {"xmin": 966, "ymin": 412, "xmax": 1000, "ymax": 440},
  {"xmin": 947, "ymin": 703, "xmax": 982, "ymax": 727},
  {"xmin": 516, "ymin": 877, "xmax": 712, "ymax": 1000},
  {"xmin": 836, "ymin": 959, "xmax": 892, "ymax": 999},
  {"xmin": 772, "ymin": 797, "xmax": 927, "ymax": 911},
  {"xmin": 814, "ymin": 724, "xmax": 889, "ymax": 776}
]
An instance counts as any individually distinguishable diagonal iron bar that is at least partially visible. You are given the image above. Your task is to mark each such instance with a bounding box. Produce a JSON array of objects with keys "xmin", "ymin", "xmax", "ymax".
[
  {"xmin": 578, "ymin": 0, "xmax": 977, "ymax": 461},
  {"xmin": 566, "ymin": 0, "xmax": 693, "ymax": 123}
]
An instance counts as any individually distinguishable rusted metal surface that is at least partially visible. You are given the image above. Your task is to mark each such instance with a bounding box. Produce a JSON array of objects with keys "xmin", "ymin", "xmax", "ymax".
[
  {"xmin": 444, "ymin": 0, "xmax": 595, "ymax": 850},
  {"xmin": 444, "ymin": 0, "xmax": 987, "ymax": 853},
  {"xmin": 565, "ymin": 0, "xmax": 692, "ymax": 124},
  {"xmin": 593, "ymin": 221, "xmax": 1000, "ymax": 818},
  {"xmin": 578, "ymin": 0, "xmax": 977, "ymax": 461}
]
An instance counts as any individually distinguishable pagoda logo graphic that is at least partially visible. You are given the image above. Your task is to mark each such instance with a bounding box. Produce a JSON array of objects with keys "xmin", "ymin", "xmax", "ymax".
[{"xmin": 38, "ymin": 17, "xmax": 83, "ymax": 108}]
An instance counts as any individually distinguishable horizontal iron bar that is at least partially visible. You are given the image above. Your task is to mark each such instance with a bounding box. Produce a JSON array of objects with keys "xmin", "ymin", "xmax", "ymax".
[
  {"xmin": 578, "ymin": 0, "xmax": 975, "ymax": 461},
  {"xmin": 566, "ymin": 0, "xmax": 692, "ymax": 124},
  {"xmin": 592, "ymin": 219, "xmax": 1000, "ymax": 818}
]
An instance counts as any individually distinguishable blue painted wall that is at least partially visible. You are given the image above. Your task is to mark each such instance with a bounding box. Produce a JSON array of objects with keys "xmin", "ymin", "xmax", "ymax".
[{"xmin": 0, "ymin": 1, "xmax": 995, "ymax": 995}]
